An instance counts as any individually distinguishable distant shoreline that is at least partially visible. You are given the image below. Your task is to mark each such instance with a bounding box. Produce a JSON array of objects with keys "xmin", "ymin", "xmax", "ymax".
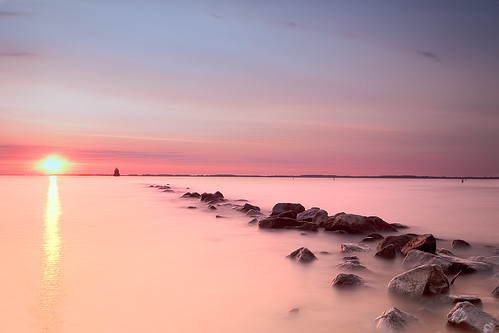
[{"xmin": 3, "ymin": 174, "xmax": 498, "ymax": 179}]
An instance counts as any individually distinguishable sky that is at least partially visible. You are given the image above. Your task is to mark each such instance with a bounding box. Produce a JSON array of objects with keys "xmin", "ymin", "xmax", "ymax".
[{"xmin": 1, "ymin": 0, "xmax": 498, "ymax": 176}]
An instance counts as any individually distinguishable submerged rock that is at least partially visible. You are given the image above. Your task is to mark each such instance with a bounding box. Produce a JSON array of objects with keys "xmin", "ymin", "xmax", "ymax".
[
  {"xmin": 452, "ymin": 239, "xmax": 471, "ymax": 248},
  {"xmin": 340, "ymin": 243, "xmax": 371, "ymax": 253},
  {"xmin": 258, "ymin": 217, "xmax": 304, "ymax": 229},
  {"xmin": 238, "ymin": 203, "xmax": 260, "ymax": 213},
  {"xmin": 375, "ymin": 307, "xmax": 425, "ymax": 332},
  {"xmin": 324, "ymin": 213, "xmax": 397, "ymax": 234},
  {"xmin": 388, "ymin": 264, "xmax": 449, "ymax": 297},
  {"xmin": 440, "ymin": 295, "xmax": 482, "ymax": 306},
  {"xmin": 270, "ymin": 203, "xmax": 305, "ymax": 216},
  {"xmin": 492, "ymin": 285, "xmax": 499, "ymax": 298},
  {"xmin": 447, "ymin": 301, "xmax": 499, "ymax": 332},
  {"xmin": 182, "ymin": 192, "xmax": 201, "ymax": 198},
  {"xmin": 335, "ymin": 259, "xmax": 368, "ymax": 271},
  {"xmin": 287, "ymin": 247, "xmax": 317, "ymax": 263},
  {"xmin": 375, "ymin": 244, "xmax": 396, "ymax": 259},
  {"xmin": 400, "ymin": 234, "xmax": 436, "ymax": 257},
  {"xmin": 331, "ymin": 273, "xmax": 367, "ymax": 287}
]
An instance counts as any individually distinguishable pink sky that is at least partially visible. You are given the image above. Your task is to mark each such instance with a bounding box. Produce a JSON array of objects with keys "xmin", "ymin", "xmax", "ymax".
[{"xmin": 1, "ymin": 1, "xmax": 498, "ymax": 176}]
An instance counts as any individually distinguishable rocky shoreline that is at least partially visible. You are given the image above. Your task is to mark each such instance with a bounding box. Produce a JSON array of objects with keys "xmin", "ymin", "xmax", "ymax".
[{"xmin": 151, "ymin": 184, "xmax": 499, "ymax": 332}]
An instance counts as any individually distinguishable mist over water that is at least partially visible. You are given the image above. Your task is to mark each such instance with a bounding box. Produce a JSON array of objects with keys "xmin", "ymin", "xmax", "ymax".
[{"xmin": 0, "ymin": 176, "xmax": 498, "ymax": 332}]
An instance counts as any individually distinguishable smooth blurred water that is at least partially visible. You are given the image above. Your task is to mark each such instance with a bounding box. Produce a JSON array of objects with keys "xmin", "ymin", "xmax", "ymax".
[{"xmin": 0, "ymin": 176, "xmax": 498, "ymax": 332}]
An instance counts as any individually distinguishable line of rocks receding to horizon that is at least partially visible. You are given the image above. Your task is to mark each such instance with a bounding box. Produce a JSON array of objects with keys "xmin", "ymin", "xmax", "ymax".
[{"xmin": 151, "ymin": 185, "xmax": 499, "ymax": 332}]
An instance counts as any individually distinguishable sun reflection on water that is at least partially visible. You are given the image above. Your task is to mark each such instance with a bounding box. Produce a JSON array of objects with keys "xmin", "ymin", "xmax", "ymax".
[{"xmin": 41, "ymin": 175, "xmax": 62, "ymax": 331}]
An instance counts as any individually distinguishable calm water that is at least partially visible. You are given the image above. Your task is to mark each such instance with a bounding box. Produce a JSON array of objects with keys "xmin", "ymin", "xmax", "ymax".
[{"xmin": 1, "ymin": 176, "xmax": 498, "ymax": 332}]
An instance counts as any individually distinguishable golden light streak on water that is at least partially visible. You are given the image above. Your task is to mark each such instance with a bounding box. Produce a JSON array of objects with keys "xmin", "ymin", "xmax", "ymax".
[{"xmin": 40, "ymin": 175, "xmax": 62, "ymax": 332}]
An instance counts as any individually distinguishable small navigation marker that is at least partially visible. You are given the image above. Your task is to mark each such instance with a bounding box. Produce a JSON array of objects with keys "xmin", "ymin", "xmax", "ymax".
[{"xmin": 113, "ymin": 167, "xmax": 120, "ymax": 177}]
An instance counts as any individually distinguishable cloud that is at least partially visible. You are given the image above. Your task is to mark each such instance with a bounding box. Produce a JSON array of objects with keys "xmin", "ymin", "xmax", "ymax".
[
  {"xmin": 418, "ymin": 51, "xmax": 442, "ymax": 63},
  {"xmin": 0, "ymin": 52, "xmax": 36, "ymax": 58},
  {"xmin": 210, "ymin": 13, "xmax": 222, "ymax": 19},
  {"xmin": 0, "ymin": 11, "xmax": 22, "ymax": 18}
]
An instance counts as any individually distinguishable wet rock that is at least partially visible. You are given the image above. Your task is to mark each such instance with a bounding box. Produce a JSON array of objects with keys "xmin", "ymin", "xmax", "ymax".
[
  {"xmin": 452, "ymin": 239, "xmax": 471, "ymax": 248},
  {"xmin": 437, "ymin": 248, "xmax": 455, "ymax": 256},
  {"xmin": 361, "ymin": 236, "xmax": 377, "ymax": 242},
  {"xmin": 340, "ymin": 243, "xmax": 371, "ymax": 253},
  {"xmin": 287, "ymin": 247, "xmax": 317, "ymax": 263},
  {"xmin": 214, "ymin": 191, "xmax": 224, "ymax": 198},
  {"xmin": 208, "ymin": 205, "xmax": 217, "ymax": 210},
  {"xmin": 335, "ymin": 259, "xmax": 367, "ymax": 271},
  {"xmin": 440, "ymin": 295, "xmax": 482, "ymax": 306},
  {"xmin": 187, "ymin": 206, "xmax": 197, "ymax": 209},
  {"xmin": 447, "ymin": 301, "xmax": 499, "ymax": 332},
  {"xmin": 331, "ymin": 273, "xmax": 367, "ymax": 287},
  {"xmin": 296, "ymin": 207, "xmax": 329, "ymax": 224},
  {"xmin": 324, "ymin": 213, "xmax": 397, "ymax": 234},
  {"xmin": 403, "ymin": 249, "xmax": 493, "ymax": 275},
  {"xmin": 246, "ymin": 209, "xmax": 263, "ymax": 217},
  {"xmin": 400, "ymin": 234, "xmax": 436, "ymax": 257},
  {"xmin": 215, "ymin": 215, "xmax": 224, "ymax": 218},
  {"xmin": 377, "ymin": 234, "xmax": 417, "ymax": 254},
  {"xmin": 201, "ymin": 192, "xmax": 224, "ymax": 203},
  {"xmin": 343, "ymin": 256, "xmax": 359, "ymax": 260},
  {"xmin": 388, "ymin": 264, "xmax": 449, "ymax": 297},
  {"xmin": 296, "ymin": 222, "xmax": 319, "ymax": 231},
  {"xmin": 375, "ymin": 244, "xmax": 396, "ymax": 259},
  {"xmin": 258, "ymin": 217, "xmax": 304, "ymax": 229},
  {"xmin": 270, "ymin": 203, "xmax": 305, "ymax": 216},
  {"xmin": 182, "ymin": 192, "xmax": 201, "ymax": 198},
  {"xmin": 162, "ymin": 189, "xmax": 175, "ymax": 192},
  {"xmin": 375, "ymin": 307, "xmax": 425, "ymax": 332},
  {"xmin": 367, "ymin": 233, "xmax": 385, "ymax": 240},
  {"xmin": 238, "ymin": 203, "xmax": 260, "ymax": 213},
  {"xmin": 492, "ymin": 285, "xmax": 499, "ymax": 298},
  {"xmin": 248, "ymin": 218, "xmax": 258, "ymax": 225}
]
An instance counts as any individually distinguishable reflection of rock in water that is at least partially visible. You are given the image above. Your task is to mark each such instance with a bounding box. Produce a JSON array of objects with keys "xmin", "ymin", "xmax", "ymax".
[{"xmin": 113, "ymin": 167, "xmax": 120, "ymax": 176}]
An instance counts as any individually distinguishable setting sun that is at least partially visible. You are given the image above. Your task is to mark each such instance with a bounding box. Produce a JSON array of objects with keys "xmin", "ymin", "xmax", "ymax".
[{"xmin": 36, "ymin": 155, "xmax": 70, "ymax": 174}]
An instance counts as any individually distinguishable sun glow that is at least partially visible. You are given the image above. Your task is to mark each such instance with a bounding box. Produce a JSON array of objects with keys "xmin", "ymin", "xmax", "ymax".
[{"xmin": 37, "ymin": 155, "xmax": 70, "ymax": 174}]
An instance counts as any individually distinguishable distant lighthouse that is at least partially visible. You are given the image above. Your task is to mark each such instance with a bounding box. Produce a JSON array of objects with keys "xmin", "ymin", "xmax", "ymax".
[{"xmin": 113, "ymin": 167, "xmax": 120, "ymax": 177}]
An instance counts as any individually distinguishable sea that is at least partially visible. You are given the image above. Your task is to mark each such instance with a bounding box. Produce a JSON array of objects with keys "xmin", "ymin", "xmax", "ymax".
[{"xmin": 1, "ymin": 175, "xmax": 498, "ymax": 332}]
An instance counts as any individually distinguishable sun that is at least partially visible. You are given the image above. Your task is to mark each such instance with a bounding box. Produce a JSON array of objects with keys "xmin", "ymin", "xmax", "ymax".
[{"xmin": 36, "ymin": 155, "xmax": 70, "ymax": 174}]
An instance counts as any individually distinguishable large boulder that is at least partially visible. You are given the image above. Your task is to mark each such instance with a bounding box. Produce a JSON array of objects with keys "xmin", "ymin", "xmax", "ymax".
[
  {"xmin": 377, "ymin": 234, "xmax": 417, "ymax": 254},
  {"xmin": 331, "ymin": 273, "xmax": 367, "ymax": 287},
  {"xmin": 388, "ymin": 264, "xmax": 449, "ymax": 297},
  {"xmin": 447, "ymin": 301, "xmax": 499, "ymax": 332},
  {"xmin": 400, "ymin": 234, "xmax": 436, "ymax": 256},
  {"xmin": 324, "ymin": 213, "xmax": 397, "ymax": 234},
  {"xmin": 270, "ymin": 203, "xmax": 305, "ymax": 216},
  {"xmin": 258, "ymin": 217, "xmax": 304, "ymax": 229},
  {"xmin": 375, "ymin": 307, "xmax": 425, "ymax": 332},
  {"xmin": 403, "ymin": 250, "xmax": 493, "ymax": 275},
  {"xmin": 296, "ymin": 207, "xmax": 329, "ymax": 224},
  {"xmin": 287, "ymin": 247, "xmax": 317, "ymax": 263}
]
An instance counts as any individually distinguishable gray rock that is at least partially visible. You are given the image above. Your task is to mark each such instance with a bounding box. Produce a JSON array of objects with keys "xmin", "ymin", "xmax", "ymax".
[
  {"xmin": 377, "ymin": 234, "xmax": 417, "ymax": 254},
  {"xmin": 270, "ymin": 203, "xmax": 305, "ymax": 216},
  {"xmin": 201, "ymin": 192, "xmax": 223, "ymax": 203},
  {"xmin": 375, "ymin": 244, "xmax": 396, "ymax": 259},
  {"xmin": 388, "ymin": 264, "xmax": 449, "ymax": 297},
  {"xmin": 400, "ymin": 234, "xmax": 436, "ymax": 257},
  {"xmin": 331, "ymin": 273, "xmax": 367, "ymax": 287},
  {"xmin": 296, "ymin": 207, "xmax": 329, "ymax": 224},
  {"xmin": 452, "ymin": 239, "xmax": 471, "ymax": 248},
  {"xmin": 375, "ymin": 307, "xmax": 425, "ymax": 332},
  {"xmin": 440, "ymin": 295, "xmax": 482, "ymax": 306},
  {"xmin": 324, "ymin": 213, "xmax": 397, "ymax": 234},
  {"xmin": 403, "ymin": 249, "xmax": 493, "ymax": 275},
  {"xmin": 287, "ymin": 247, "xmax": 317, "ymax": 263},
  {"xmin": 248, "ymin": 218, "xmax": 258, "ymax": 225},
  {"xmin": 238, "ymin": 203, "xmax": 260, "ymax": 213},
  {"xmin": 340, "ymin": 243, "xmax": 371, "ymax": 253},
  {"xmin": 336, "ymin": 259, "xmax": 367, "ymax": 271},
  {"xmin": 447, "ymin": 301, "xmax": 499, "ymax": 332},
  {"xmin": 246, "ymin": 209, "xmax": 263, "ymax": 217},
  {"xmin": 492, "ymin": 285, "xmax": 499, "ymax": 298}
]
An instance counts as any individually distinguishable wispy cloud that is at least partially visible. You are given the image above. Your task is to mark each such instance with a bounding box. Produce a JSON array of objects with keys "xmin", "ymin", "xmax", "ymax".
[
  {"xmin": 0, "ymin": 11, "xmax": 22, "ymax": 18},
  {"xmin": 210, "ymin": 13, "xmax": 222, "ymax": 19},
  {"xmin": 0, "ymin": 52, "xmax": 37, "ymax": 58},
  {"xmin": 418, "ymin": 51, "xmax": 442, "ymax": 63}
]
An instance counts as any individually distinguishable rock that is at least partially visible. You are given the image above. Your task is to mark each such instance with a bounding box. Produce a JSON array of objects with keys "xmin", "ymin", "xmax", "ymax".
[
  {"xmin": 187, "ymin": 206, "xmax": 197, "ymax": 209},
  {"xmin": 287, "ymin": 247, "xmax": 317, "ymax": 263},
  {"xmin": 390, "ymin": 223, "xmax": 409, "ymax": 229},
  {"xmin": 388, "ymin": 264, "xmax": 449, "ymax": 297},
  {"xmin": 200, "ymin": 192, "xmax": 223, "ymax": 203},
  {"xmin": 258, "ymin": 217, "xmax": 304, "ymax": 229},
  {"xmin": 440, "ymin": 295, "xmax": 482, "ymax": 306},
  {"xmin": 331, "ymin": 273, "xmax": 367, "ymax": 287},
  {"xmin": 246, "ymin": 209, "xmax": 263, "ymax": 217},
  {"xmin": 239, "ymin": 203, "xmax": 260, "ymax": 213},
  {"xmin": 296, "ymin": 222, "xmax": 319, "ymax": 231},
  {"xmin": 343, "ymin": 256, "xmax": 359, "ymax": 260},
  {"xmin": 375, "ymin": 307, "xmax": 425, "ymax": 332},
  {"xmin": 181, "ymin": 192, "xmax": 201, "ymax": 198},
  {"xmin": 437, "ymin": 248, "xmax": 454, "ymax": 256},
  {"xmin": 400, "ymin": 234, "xmax": 436, "ymax": 257},
  {"xmin": 162, "ymin": 189, "xmax": 175, "ymax": 192},
  {"xmin": 335, "ymin": 259, "xmax": 367, "ymax": 271},
  {"xmin": 340, "ymin": 243, "xmax": 371, "ymax": 253},
  {"xmin": 492, "ymin": 285, "xmax": 499, "ymax": 298},
  {"xmin": 208, "ymin": 205, "xmax": 217, "ymax": 210},
  {"xmin": 270, "ymin": 203, "xmax": 305, "ymax": 216},
  {"xmin": 447, "ymin": 301, "xmax": 499, "ymax": 332},
  {"xmin": 214, "ymin": 191, "xmax": 224, "ymax": 198},
  {"xmin": 324, "ymin": 213, "xmax": 397, "ymax": 234},
  {"xmin": 375, "ymin": 244, "xmax": 396, "ymax": 259},
  {"xmin": 296, "ymin": 207, "xmax": 329, "ymax": 224},
  {"xmin": 276, "ymin": 210, "xmax": 298, "ymax": 219},
  {"xmin": 377, "ymin": 234, "xmax": 417, "ymax": 254},
  {"xmin": 403, "ymin": 249, "xmax": 493, "ymax": 275},
  {"xmin": 287, "ymin": 307, "xmax": 300, "ymax": 315},
  {"xmin": 248, "ymin": 218, "xmax": 258, "ymax": 225},
  {"xmin": 367, "ymin": 233, "xmax": 385, "ymax": 240},
  {"xmin": 361, "ymin": 236, "xmax": 377, "ymax": 242},
  {"xmin": 452, "ymin": 239, "xmax": 471, "ymax": 248}
]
